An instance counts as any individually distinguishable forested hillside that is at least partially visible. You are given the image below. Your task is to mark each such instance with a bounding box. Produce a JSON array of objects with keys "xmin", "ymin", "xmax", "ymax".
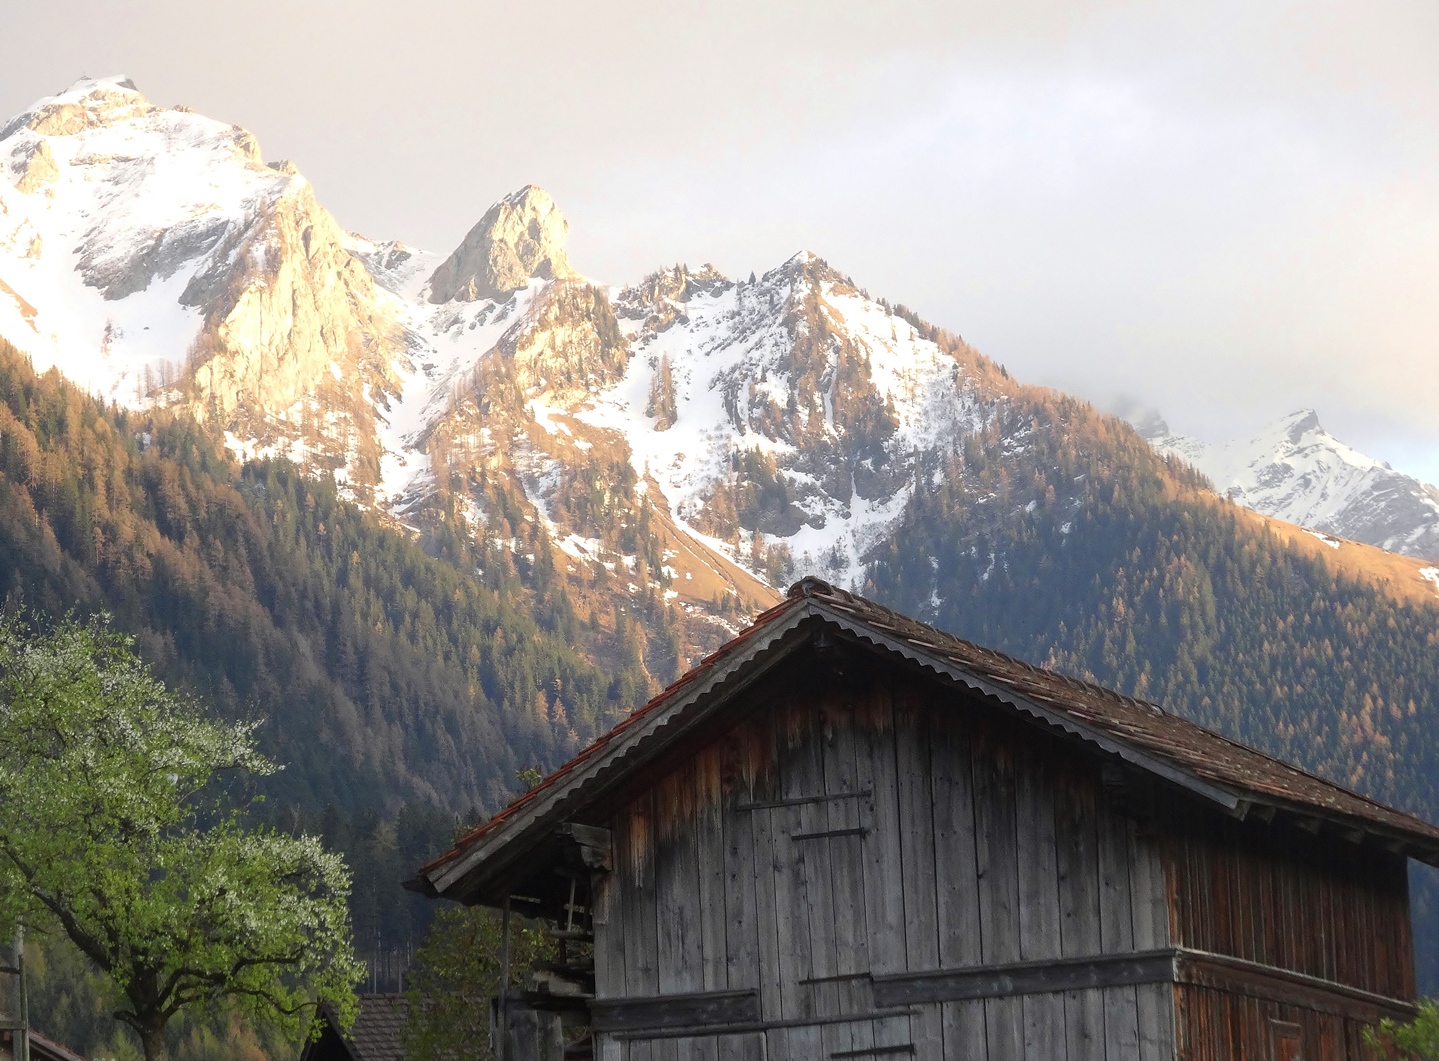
[{"xmin": 0, "ymin": 337, "xmax": 642, "ymax": 815}]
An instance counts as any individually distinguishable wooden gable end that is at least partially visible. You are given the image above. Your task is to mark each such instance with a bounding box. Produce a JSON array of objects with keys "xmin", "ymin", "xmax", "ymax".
[{"xmin": 591, "ymin": 643, "xmax": 1177, "ymax": 1061}]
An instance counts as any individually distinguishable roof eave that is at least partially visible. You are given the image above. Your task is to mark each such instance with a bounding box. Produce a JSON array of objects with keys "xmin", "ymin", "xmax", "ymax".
[{"xmin": 424, "ymin": 602, "xmax": 821, "ymax": 899}]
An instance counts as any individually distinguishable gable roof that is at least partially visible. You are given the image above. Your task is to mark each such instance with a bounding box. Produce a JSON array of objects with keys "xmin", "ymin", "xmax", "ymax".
[
  {"xmin": 307, "ymin": 994, "xmax": 408, "ymax": 1061},
  {"xmin": 414, "ymin": 577, "xmax": 1439, "ymax": 901}
]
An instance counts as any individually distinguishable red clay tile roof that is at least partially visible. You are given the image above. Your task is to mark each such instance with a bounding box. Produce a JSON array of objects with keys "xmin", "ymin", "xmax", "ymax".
[{"xmin": 417, "ymin": 577, "xmax": 1439, "ymax": 891}]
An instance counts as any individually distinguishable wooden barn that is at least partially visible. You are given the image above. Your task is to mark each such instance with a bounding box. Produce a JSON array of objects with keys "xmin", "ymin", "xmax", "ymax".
[{"xmin": 410, "ymin": 578, "xmax": 1439, "ymax": 1060}]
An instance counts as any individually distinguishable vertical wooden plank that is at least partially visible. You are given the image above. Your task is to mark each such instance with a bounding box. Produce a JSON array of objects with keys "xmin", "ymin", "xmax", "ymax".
[
  {"xmin": 973, "ymin": 729, "xmax": 1023, "ymax": 1061},
  {"xmin": 693, "ymin": 749, "xmax": 726, "ymax": 1061},
  {"xmin": 822, "ymin": 696, "xmax": 871, "ymax": 1059},
  {"xmin": 593, "ymin": 839, "xmax": 626, "ymax": 997},
  {"xmin": 1055, "ymin": 773, "xmax": 1104, "ymax": 1061},
  {"xmin": 854, "ymin": 685, "xmax": 910, "ymax": 1059},
  {"xmin": 654, "ymin": 769, "xmax": 697, "ymax": 1061},
  {"xmin": 594, "ymin": 807, "xmax": 628, "ymax": 1061},
  {"xmin": 719, "ymin": 724, "xmax": 764, "ymax": 1061},
  {"xmin": 1015, "ymin": 749, "xmax": 1065, "ymax": 1058},
  {"xmin": 1098, "ymin": 801, "xmax": 1141, "ymax": 1061},
  {"xmin": 855, "ymin": 685, "xmax": 905, "ymax": 974},
  {"xmin": 893, "ymin": 686, "xmax": 944, "ymax": 1061},
  {"xmin": 622, "ymin": 792, "xmax": 659, "ymax": 1061},
  {"xmin": 743, "ymin": 712, "xmax": 784, "ymax": 1029},
  {"xmin": 1136, "ymin": 983, "xmax": 1175, "ymax": 1061},
  {"xmin": 928, "ymin": 705, "xmax": 988, "ymax": 1061},
  {"xmin": 776, "ymin": 697, "xmax": 822, "ymax": 1059}
]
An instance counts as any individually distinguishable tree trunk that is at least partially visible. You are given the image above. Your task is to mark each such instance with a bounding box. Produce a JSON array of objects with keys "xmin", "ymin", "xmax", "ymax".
[{"xmin": 138, "ymin": 1020, "xmax": 169, "ymax": 1061}]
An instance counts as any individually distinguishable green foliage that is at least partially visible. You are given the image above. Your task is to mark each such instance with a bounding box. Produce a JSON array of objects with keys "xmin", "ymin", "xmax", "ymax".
[
  {"xmin": 1367, "ymin": 999, "xmax": 1439, "ymax": 1059},
  {"xmin": 403, "ymin": 907, "xmax": 555, "ymax": 1061},
  {"xmin": 0, "ymin": 615, "xmax": 361, "ymax": 1061},
  {"xmin": 24, "ymin": 933, "xmax": 292, "ymax": 1061}
]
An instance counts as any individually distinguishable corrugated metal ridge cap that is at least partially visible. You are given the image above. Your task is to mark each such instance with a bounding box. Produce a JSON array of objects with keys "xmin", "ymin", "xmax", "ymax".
[{"xmin": 416, "ymin": 591, "xmax": 808, "ymax": 881}]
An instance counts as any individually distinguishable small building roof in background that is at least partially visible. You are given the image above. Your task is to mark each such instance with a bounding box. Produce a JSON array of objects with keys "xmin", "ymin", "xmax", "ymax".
[
  {"xmin": 303, "ymin": 994, "xmax": 408, "ymax": 1061},
  {"xmin": 28, "ymin": 1032, "xmax": 87, "ymax": 1061}
]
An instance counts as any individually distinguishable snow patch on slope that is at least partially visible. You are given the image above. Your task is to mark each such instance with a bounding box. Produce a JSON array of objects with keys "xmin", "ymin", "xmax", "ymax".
[{"xmin": 582, "ymin": 257, "xmax": 984, "ymax": 588}]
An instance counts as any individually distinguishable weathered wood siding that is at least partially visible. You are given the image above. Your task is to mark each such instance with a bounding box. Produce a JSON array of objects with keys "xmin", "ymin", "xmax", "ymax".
[
  {"xmin": 1162, "ymin": 817, "xmax": 1413, "ymax": 999},
  {"xmin": 1160, "ymin": 815, "xmax": 1413, "ymax": 1061},
  {"xmin": 1173, "ymin": 986, "xmax": 1387, "ymax": 1061},
  {"xmin": 592, "ymin": 662, "xmax": 1176, "ymax": 1060}
]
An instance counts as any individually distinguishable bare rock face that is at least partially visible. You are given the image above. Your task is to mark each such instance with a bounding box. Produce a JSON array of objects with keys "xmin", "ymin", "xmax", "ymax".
[
  {"xmin": 428, "ymin": 185, "xmax": 576, "ymax": 304},
  {"xmin": 11, "ymin": 139, "xmax": 57, "ymax": 194},
  {"xmin": 184, "ymin": 182, "xmax": 404, "ymax": 491}
]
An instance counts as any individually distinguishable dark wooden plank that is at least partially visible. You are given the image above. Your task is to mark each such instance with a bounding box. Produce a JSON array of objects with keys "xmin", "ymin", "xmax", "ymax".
[
  {"xmin": 854, "ymin": 688, "xmax": 909, "ymax": 1061},
  {"xmin": 834, "ymin": 699, "xmax": 874, "ymax": 1053},
  {"xmin": 972, "ymin": 731, "xmax": 1022, "ymax": 1061},
  {"xmin": 591, "ymin": 990, "xmax": 762, "ymax": 1032},
  {"xmin": 694, "ymin": 749, "xmax": 727, "ymax": 1061},
  {"xmin": 1055, "ymin": 775, "xmax": 1105, "ymax": 1061},
  {"xmin": 1135, "ymin": 981, "xmax": 1175, "ymax": 1061},
  {"xmin": 822, "ymin": 698, "xmax": 871, "ymax": 1059},
  {"xmin": 778, "ymin": 698, "xmax": 824, "ymax": 1058},
  {"xmin": 1098, "ymin": 802, "xmax": 1141, "ymax": 1061},
  {"xmin": 1174, "ymin": 950, "xmax": 1417, "ymax": 1024},
  {"xmin": 1015, "ymin": 750, "xmax": 1065, "ymax": 1058},
  {"xmin": 929, "ymin": 712, "xmax": 987, "ymax": 1061},
  {"xmin": 741, "ymin": 712, "xmax": 785, "ymax": 1032},
  {"xmin": 593, "ymin": 812, "xmax": 627, "ymax": 1061},
  {"xmin": 654, "ymin": 767, "xmax": 700, "ymax": 1061},
  {"xmin": 622, "ymin": 792, "xmax": 660, "ymax": 1061},
  {"xmin": 1126, "ymin": 820, "xmax": 1169, "ymax": 951},
  {"xmin": 718, "ymin": 727, "xmax": 764, "ymax": 1061},
  {"xmin": 872, "ymin": 950, "xmax": 1177, "ymax": 1005},
  {"xmin": 892, "ymin": 691, "xmax": 943, "ymax": 1061}
]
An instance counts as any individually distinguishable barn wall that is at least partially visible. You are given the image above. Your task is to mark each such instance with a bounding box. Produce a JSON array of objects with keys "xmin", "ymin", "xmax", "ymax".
[
  {"xmin": 1173, "ymin": 985, "xmax": 1388, "ymax": 1061},
  {"xmin": 1161, "ymin": 816, "xmax": 1413, "ymax": 1000},
  {"xmin": 591, "ymin": 660, "xmax": 1178, "ymax": 1061}
]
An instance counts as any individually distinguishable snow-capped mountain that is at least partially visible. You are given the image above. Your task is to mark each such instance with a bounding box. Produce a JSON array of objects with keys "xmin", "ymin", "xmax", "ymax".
[
  {"xmin": 0, "ymin": 76, "xmax": 404, "ymax": 490},
  {"xmin": 1143, "ymin": 410, "xmax": 1439, "ymax": 561},
  {"xmin": 0, "ymin": 76, "xmax": 1022, "ymax": 647},
  {"xmin": 11, "ymin": 75, "xmax": 1434, "ymax": 661}
]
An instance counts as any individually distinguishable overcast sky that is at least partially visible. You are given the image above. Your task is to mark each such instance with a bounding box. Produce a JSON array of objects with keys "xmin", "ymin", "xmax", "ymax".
[{"xmin": 3, "ymin": 1, "xmax": 1437, "ymax": 480}]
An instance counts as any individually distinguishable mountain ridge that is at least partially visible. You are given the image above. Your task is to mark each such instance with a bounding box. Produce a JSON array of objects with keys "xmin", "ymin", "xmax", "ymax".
[{"xmin": 1141, "ymin": 408, "xmax": 1439, "ymax": 563}]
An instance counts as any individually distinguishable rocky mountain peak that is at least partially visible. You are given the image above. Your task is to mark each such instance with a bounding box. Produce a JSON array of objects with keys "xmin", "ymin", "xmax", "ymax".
[
  {"xmin": 1280, "ymin": 408, "xmax": 1323, "ymax": 444},
  {"xmin": 0, "ymin": 76, "xmax": 149, "ymax": 140},
  {"xmin": 427, "ymin": 184, "xmax": 576, "ymax": 304}
]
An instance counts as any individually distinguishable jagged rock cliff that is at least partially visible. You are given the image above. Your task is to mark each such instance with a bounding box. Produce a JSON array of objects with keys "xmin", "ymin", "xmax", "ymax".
[{"xmin": 427, "ymin": 184, "xmax": 576, "ymax": 304}]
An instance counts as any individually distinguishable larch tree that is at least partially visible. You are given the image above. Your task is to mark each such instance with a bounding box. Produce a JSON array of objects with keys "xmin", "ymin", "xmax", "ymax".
[{"xmin": 0, "ymin": 615, "xmax": 362, "ymax": 1061}]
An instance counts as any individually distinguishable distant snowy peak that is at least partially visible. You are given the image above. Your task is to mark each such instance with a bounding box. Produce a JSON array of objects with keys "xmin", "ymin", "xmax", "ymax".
[{"xmin": 1144, "ymin": 410, "xmax": 1439, "ymax": 562}]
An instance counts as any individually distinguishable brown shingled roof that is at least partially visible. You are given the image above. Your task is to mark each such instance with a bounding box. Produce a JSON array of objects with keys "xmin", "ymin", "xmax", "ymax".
[
  {"xmin": 415, "ymin": 577, "xmax": 1439, "ymax": 900},
  {"xmin": 316, "ymin": 994, "xmax": 407, "ymax": 1061}
]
